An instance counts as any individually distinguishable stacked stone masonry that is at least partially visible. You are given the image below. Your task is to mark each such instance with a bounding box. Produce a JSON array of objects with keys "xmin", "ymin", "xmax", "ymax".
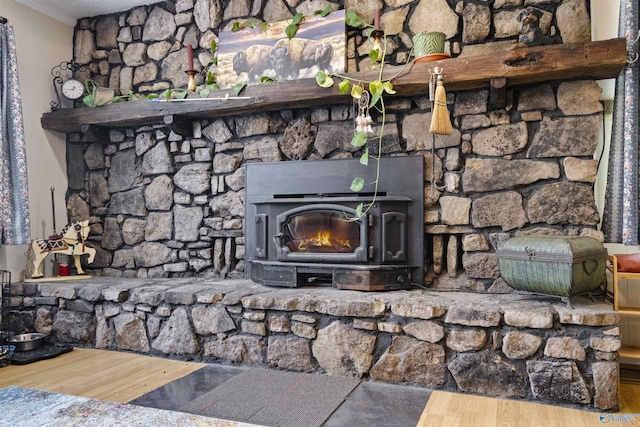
[
  {"xmin": 73, "ymin": 0, "xmax": 592, "ymax": 90},
  {"xmin": 67, "ymin": 0, "xmax": 601, "ymax": 289},
  {"xmin": 10, "ymin": 278, "xmax": 619, "ymax": 411},
  {"xmin": 69, "ymin": 77, "xmax": 605, "ymax": 288}
]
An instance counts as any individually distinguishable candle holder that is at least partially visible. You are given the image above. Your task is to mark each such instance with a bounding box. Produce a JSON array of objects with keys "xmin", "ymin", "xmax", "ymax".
[{"xmin": 185, "ymin": 69, "xmax": 197, "ymax": 92}]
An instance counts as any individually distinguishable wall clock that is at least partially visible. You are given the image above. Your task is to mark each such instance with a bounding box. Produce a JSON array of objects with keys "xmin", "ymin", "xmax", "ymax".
[
  {"xmin": 50, "ymin": 61, "xmax": 88, "ymax": 111},
  {"xmin": 61, "ymin": 78, "xmax": 84, "ymax": 100}
]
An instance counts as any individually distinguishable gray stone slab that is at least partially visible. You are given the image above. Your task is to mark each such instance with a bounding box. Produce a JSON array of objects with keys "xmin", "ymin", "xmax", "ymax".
[
  {"xmin": 164, "ymin": 284, "xmax": 213, "ymax": 305},
  {"xmin": 39, "ymin": 283, "xmax": 78, "ymax": 299},
  {"xmin": 241, "ymin": 288, "xmax": 387, "ymax": 318}
]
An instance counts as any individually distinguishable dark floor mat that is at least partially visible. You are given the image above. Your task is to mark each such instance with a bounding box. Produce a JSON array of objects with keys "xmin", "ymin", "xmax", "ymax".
[
  {"xmin": 180, "ymin": 367, "xmax": 360, "ymax": 427},
  {"xmin": 131, "ymin": 364, "xmax": 247, "ymax": 411},
  {"xmin": 8, "ymin": 344, "xmax": 73, "ymax": 365}
]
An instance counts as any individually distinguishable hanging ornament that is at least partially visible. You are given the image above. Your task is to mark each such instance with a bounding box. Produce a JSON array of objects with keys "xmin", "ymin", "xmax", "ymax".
[{"xmin": 355, "ymin": 90, "xmax": 374, "ymax": 134}]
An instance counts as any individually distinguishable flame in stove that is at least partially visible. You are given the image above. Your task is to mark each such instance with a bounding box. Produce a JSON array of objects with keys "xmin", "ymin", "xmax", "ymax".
[{"xmin": 296, "ymin": 231, "xmax": 353, "ymax": 251}]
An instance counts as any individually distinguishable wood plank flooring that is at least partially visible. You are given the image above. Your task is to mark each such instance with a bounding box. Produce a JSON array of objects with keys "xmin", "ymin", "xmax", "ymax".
[
  {"xmin": 418, "ymin": 383, "xmax": 640, "ymax": 427},
  {"xmin": 0, "ymin": 348, "xmax": 204, "ymax": 403}
]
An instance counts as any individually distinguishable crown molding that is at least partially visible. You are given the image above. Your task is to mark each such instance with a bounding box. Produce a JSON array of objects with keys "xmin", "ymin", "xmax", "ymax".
[{"xmin": 14, "ymin": 0, "xmax": 77, "ymax": 26}]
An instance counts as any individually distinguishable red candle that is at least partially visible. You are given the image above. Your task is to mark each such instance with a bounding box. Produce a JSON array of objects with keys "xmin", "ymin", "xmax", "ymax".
[
  {"xmin": 374, "ymin": 10, "xmax": 380, "ymax": 31},
  {"xmin": 187, "ymin": 44, "xmax": 194, "ymax": 70}
]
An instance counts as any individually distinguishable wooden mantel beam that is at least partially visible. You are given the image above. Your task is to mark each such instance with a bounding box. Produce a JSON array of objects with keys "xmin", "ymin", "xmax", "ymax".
[{"xmin": 41, "ymin": 38, "xmax": 626, "ymax": 134}]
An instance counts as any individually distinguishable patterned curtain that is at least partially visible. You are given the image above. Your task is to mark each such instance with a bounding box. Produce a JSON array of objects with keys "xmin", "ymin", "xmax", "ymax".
[
  {"xmin": 0, "ymin": 23, "xmax": 30, "ymax": 245},
  {"xmin": 603, "ymin": 1, "xmax": 639, "ymax": 245}
]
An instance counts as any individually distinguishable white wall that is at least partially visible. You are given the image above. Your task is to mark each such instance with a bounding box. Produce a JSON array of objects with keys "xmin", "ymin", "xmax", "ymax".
[
  {"xmin": 592, "ymin": 0, "xmax": 618, "ymax": 220},
  {"xmin": 0, "ymin": 0, "xmax": 73, "ymax": 279}
]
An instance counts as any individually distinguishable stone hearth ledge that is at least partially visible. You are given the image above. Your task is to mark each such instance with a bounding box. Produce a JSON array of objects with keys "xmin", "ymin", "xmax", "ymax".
[{"xmin": 10, "ymin": 278, "xmax": 620, "ymax": 412}]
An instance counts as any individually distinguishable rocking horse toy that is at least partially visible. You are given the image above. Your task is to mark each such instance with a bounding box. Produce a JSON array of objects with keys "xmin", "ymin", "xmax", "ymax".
[{"xmin": 30, "ymin": 220, "xmax": 96, "ymax": 279}]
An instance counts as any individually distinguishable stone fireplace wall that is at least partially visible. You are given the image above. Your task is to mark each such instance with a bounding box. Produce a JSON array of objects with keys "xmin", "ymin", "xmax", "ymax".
[{"xmin": 66, "ymin": 0, "xmax": 603, "ymax": 289}]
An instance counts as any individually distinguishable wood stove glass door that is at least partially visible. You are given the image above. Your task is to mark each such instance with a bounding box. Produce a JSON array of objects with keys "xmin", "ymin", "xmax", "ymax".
[{"xmin": 275, "ymin": 204, "xmax": 368, "ymax": 263}]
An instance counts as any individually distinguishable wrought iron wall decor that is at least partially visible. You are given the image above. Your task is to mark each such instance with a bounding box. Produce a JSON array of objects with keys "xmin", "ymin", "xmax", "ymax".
[{"xmin": 50, "ymin": 61, "xmax": 90, "ymax": 111}]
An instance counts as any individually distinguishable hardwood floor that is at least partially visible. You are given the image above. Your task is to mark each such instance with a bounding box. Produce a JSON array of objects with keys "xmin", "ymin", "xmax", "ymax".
[
  {"xmin": 418, "ymin": 381, "xmax": 640, "ymax": 427},
  {"xmin": 418, "ymin": 391, "xmax": 597, "ymax": 427},
  {"xmin": 0, "ymin": 348, "xmax": 204, "ymax": 403},
  {"xmin": 2, "ymin": 348, "xmax": 639, "ymax": 427}
]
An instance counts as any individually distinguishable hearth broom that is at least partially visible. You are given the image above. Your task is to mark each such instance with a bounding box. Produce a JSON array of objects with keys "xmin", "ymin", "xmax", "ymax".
[
  {"xmin": 429, "ymin": 71, "xmax": 452, "ymax": 136},
  {"xmin": 427, "ymin": 68, "xmax": 448, "ymax": 196}
]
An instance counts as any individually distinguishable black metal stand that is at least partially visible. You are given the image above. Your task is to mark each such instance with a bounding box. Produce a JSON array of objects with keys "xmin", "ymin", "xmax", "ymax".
[{"xmin": 0, "ymin": 270, "xmax": 11, "ymax": 367}]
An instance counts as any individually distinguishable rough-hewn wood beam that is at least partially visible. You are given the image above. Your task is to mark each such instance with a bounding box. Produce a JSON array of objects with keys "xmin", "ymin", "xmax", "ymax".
[{"xmin": 41, "ymin": 38, "xmax": 626, "ymax": 134}]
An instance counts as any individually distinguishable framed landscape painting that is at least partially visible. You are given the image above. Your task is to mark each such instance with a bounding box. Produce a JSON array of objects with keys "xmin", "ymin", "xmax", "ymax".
[{"xmin": 217, "ymin": 10, "xmax": 345, "ymax": 89}]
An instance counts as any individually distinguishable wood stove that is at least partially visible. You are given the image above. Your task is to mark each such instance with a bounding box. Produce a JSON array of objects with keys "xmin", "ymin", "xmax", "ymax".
[{"xmin": 245, "ymin": 156, "xmax": 424, "ymax": 291}]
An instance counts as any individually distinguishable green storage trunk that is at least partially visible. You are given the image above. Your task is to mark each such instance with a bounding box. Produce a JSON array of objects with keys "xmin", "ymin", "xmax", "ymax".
[{"xmin": 496, "ymin": 236, "xmax": 607, "ymax": 297}]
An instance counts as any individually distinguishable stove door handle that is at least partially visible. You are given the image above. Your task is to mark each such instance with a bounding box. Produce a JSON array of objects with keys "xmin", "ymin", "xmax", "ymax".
[{"xmin": 273, "ymin": 232, "xmax": 284, "ymax": 253}]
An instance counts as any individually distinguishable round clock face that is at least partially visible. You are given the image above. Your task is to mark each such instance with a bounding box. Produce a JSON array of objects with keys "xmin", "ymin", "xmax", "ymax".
[{"xmin": 61, "ymin": 79, "xmax": 84, "ymax": 100}]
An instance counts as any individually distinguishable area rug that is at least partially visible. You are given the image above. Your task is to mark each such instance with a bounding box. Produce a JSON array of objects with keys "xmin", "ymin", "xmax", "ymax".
[
  {"xmin": 180, "ymin": 368, "xmax": 361, "ymax": 427},
  {"xmin": 0, "ymin": 386, "xmax": 262, "ymax": 426}
]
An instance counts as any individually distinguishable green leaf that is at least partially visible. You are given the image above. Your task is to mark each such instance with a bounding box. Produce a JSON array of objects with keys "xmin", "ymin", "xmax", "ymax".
[
  {"xmin": 316, "ymin": 70, "xmax": 334, "ymax": 88},
  {"xmin": 355, "ymin": 203, "xmax": 364, "ymax": 218},
  {"xmin": 315, "ymin": 70, "xmax": 326, "ymax": 86},
  {"xmin": 161, "ymin": 89, "xmax": 173, "ymax": 100},
  {"xmin": 233, "ymin": 83, "xmax": 247, "ymax": 96},
  {"xmin": 212, "ymin": 57, "xmax": 218, "ymax": 66},
  {"xmin": 249, "ymin": 19, "xmax": 257, "ymax": 29},
  {"xmin": 205, "ymin": 71, "xmax": 215, "ymax": 85},
  {"xmin": 291, "ymin": 13, "xmax": 304, "ymax": 26},
  {"xmin": 110, "ymin": 95, "xmax": 125, "ymax": 103},
  {"xmin": 261, "ymin": 22, "xmax": 268, "ymax": 34},
  {"xmin": 146, "ymin": 93, "xmax": 159, "ymax": 99},
  {"xmin": 285, "ymin": 24, "xmax": 298, "ymax": 40},
  {"xmin": 232, "ymin": 21, "xmax": 241, "ymax": 31},
  {"xmin": 359, "ymin": 148, "xmax": 369, "ymax": 165},
  {"xmin": 174, "ymin": 90, "xmax": 188, "ymax": 100},
  {"xmin": 198, "ymin": 87, "xmax": 211, "ymax": 98},
  {"xmin": 338, "ymin": 79, "xmax": 351, "ymax": 94},
  {"xmin": 320, "ymin": 5, "xmax": 332, "ymax": 17},
  {"xmin": 364, "ymin": 27, "xmax": 374, "ymax": 38},
  {"xmin": 382, "ymin": 81, "xmax": 396, "ymax": 95},
  {"xmin": 260, "ymin": 76, "xmax": 276, "ymax": 83},
  {"xmin": 83, "ymin": 94, "xmax": 95, "ymax": 107},
  {"xmin": 369, "ymin": 80, "xmax": 383, "ymax": 96},
  {"xmin": 350, "ymin": 131, "xmax": 368, "ymax": 147},
  {"xmin": 318, "ymin": 75, "xmax": 333, "ymax": 88},
  {"xmin": 369, "ymin": 92, "xmax": 381, "ymax": 109},
  {"xmin": 350, "ymin": 178, "xmax": 365, "ymax": 193},
  {"xmin": 351, "ymin": 84, "xmax": 363, "ymax": 99},
  {"xmin": 369, "ymin": 48, "xmax": 382, "ymax": 63},
  {"xmin": 369, "ymin": 80, "xmax": 383, "ymax": 108},
  {"xmin": 210, "ymin": 40, "xmax": 217, "ymax": 54},
  {"xmin": 208, "ymin": 83, "xmax": 220, "ymax": 91},
  {"xmin": 345, "ymin": 11, "xmax": 363, "ymax": 28}
]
